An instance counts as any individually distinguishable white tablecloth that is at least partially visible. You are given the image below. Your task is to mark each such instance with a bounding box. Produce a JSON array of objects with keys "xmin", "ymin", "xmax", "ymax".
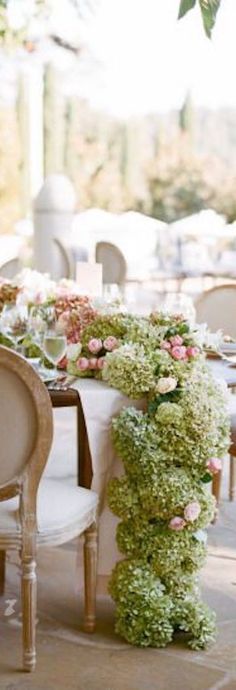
[{"xmin": 72, "ymin": 379, "xmax": 144, "ymax": 575}]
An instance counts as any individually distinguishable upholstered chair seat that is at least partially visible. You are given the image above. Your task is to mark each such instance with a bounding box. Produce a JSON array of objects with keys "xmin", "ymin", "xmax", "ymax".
[{"xmin": 0, "ymin": 478, "xmax": 98, "ymax": 546}]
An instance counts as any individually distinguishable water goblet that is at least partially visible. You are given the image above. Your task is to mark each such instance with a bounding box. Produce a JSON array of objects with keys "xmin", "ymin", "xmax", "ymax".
[{"xmin": 43, "ymin": 329, "xmax": 67, "ymax": 379}]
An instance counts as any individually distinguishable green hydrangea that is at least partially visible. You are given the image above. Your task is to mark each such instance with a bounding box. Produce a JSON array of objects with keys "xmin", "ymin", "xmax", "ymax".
[
  {"xmin": 102, "ymin": 344, "xmax": 156, "ymax": 398},
  {"xmin": 116, "ymin": 519, "xmax": 207, "ymax": 576},
  {"xmin": 173, "ymin": 599, "xmax": 217, "ymax": 649},
  {"xmin": 109, "ymin": 560, "xmax": 174, "ymax": 647}
]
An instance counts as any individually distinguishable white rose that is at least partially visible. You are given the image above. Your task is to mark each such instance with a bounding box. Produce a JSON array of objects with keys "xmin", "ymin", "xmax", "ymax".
[
  {"xmin": 156, "ymin": 376, "xmax": 178, "ymax": 395},
  {"xmin": 67, "ymin": 343, "xmax": 82, "ymax": 361}
]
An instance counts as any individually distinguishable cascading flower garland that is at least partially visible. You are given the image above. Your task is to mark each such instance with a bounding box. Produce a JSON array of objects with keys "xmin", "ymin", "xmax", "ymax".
[
  {"xmin": 0, "ymin": 272, "xmax": 230, "ymax": 648},
  {"xmin": 67, "ymin": 307, "xmax": 229, "ymax": 648},
  {"xmin": 100, "ymin": 314, "xmax": 230, "ymax": 649}
]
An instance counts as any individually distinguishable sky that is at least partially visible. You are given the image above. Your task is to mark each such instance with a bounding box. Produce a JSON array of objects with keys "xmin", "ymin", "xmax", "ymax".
[
  {"xmin": 81, "ymin": 0, "xmax": 236, "ymax": 117},
  {"xmin": 2, "ymin": 0, "xmax": 236, "ymax": 118}
]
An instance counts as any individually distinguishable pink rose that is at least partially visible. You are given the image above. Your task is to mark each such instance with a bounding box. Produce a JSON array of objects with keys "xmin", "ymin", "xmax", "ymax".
[
  {"xmin": 103, "ymin": 336, "xmax": 118, "ymax": 351},
  {"xmin": 169, "ymin": 516, "xmax": 186, "ymax": 531},
  {"xmin": 88, "ymin": 357, "xmax": 98, "ymax": 370},
  {"xmin": 160, "ymin": 340, "xmax": 171, "ymax": 351},
  {"xmin": 97, "ymin": 356, "xmax": 106, "ymax": 370},
  {"xmin": 76, "ymin": 357, "xmax": 89, "ymax": 371},
  {"xmin": 88, "ymin": 338, "xmax": 103, "ymax": 354},
  {"xmin": 206, "ymin": 457, "xmax": 222, "ymax": 474},
  {"xmin": 186, "ymin": 346, "xmax": 199, "ymax": 359},
  {"xmin": 170, "ymin": 335, "xmax": 183, "ymax": 347},
  {"xmin": 184, "ymin": 501, "xmax": 201, "ymax": 523},
  {"xmin": 171, "ymin": 345, "xmax": 187, "ymax": 360}
]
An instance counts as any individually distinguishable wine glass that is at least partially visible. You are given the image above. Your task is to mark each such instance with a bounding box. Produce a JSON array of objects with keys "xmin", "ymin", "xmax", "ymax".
[
  {"xmin": 43, "ymin": 329, "xmax": 67, "ymax": 378},
  {"xmin": 28, "ymin": 306, "xmax": 47, "ymax": 347},
  {"xmin": 0, "ymin": 303, "xmax": 28, "ymax": 351},
  {"xmin": 103, "ymin": 283, "xmax": 122, "ymax": 303},
  {"xmin": 161, "ymin": 292, "xmax": 196, "ymax": 326}
]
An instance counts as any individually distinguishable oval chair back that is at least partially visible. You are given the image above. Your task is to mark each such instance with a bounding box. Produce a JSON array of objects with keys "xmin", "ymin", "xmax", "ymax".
[
  {"xmin": 195, "ymin": 284, "xmax": 236, "ymax": 338},
  {"xmin": 0, "ymin": 257, "xmax": 21, "ymax": 280},
  {"xmin": 95, "ymin": 241, "xmax": 127, "ymax": 286}
]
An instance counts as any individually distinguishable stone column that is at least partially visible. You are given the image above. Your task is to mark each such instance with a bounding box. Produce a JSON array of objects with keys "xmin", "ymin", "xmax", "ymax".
[{"xmin": 33, "ymin": 174, "xmax": 76, "ymax": 278}]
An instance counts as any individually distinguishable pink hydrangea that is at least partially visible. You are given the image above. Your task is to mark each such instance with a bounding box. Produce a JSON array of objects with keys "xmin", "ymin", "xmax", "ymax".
[
  {"xmin": 103, "ymin": 336, "xmax": 118, "ymax": 351},
  {"xmin": 206, "ymin": 457, "xmax": 222, "ymax": 474},
  {"xmin": 169, "ymin": 516, "xmax": 186, "ymax": 531},
  {"xmin": 88, "ymin": 338, "xmax": 103, "ymax": 354},
  {"xmin": 160, "ymin": 340, "xmax": 171, "ymax": 351},
  {"xmin": 186, "ymin": 346, "xmax": 199, "ymax": 358},
  {"xmin": 184, "ymin": 501, "xmax": 201, "ymax": 523},
  {"xmin": 170, "ymin": 335, "xmax": 183, "ymax": 347},
  {"xmin": 76, "ymin": 357, "xmax": 89, "ymax": 371},
  {"xmin": 88, "ymin": 357, "xmax": 98, "ymax": 370},
  {"xmin": 171, "ymin": 345, "xmax": 187, "ymax": 360}
]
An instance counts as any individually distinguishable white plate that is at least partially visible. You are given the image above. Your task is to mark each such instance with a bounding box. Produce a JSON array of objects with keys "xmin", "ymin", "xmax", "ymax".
[{"xmin": 220, "ymin": 342, "xmax": 236, "ymax": 354}]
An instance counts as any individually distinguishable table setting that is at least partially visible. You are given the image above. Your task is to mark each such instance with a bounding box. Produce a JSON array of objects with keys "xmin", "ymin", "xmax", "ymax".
[{"xmin": 0, "ymin": 268, "xmax": 232, "ymax": 651}]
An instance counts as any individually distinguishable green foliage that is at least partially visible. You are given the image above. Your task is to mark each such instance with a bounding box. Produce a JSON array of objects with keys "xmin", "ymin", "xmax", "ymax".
[{"xmin": 178, "ymin": 0, "xmax": 221, "ymax": 37}]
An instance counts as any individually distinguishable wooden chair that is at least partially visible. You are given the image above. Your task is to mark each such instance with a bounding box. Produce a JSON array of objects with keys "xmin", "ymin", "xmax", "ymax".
[
  {"xmin": 0, "ymin": 346, "xmax": 98, "ymax": 672},
  {"xmin": 95, "ymin": 241, "xmax": 127, "ymax": 287},
  {"xmin": 0, "ymin": 257, "xmax": 21, "ymax": 280},
  {"xmin": 195, "ymin": 283, "xmax": 236, "ymax": 339},
  {"xmin": 212, "ymin": 412, "xmax": 236, "ymax": 507},
  {"xmin": 53, "ymin": 237, "xmax": 75, "ymax": 280}
]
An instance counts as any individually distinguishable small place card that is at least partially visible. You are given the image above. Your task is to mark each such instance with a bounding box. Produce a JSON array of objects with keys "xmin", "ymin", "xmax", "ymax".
[{"xmin": 76, "ymin": 261, "xmax": 103, "ymax": 297}]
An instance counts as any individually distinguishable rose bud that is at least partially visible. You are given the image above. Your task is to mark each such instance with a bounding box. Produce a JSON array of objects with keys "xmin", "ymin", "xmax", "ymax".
[
  {"xmin": 88, "ymin": 357, "xmax": 98, "ymax": 370},
  {"xmin": 169, "ymin": 517, "xmax": 186, "ymax": 531},
  {"xmin": 186, "ymin": 346, "xmax": 199, "ymax": 358},
  {"xmin": 76, "ymin": 357, "xmax": 89, "ymax": 371},
  {"xmin": 184, "ymin": 501, "xmax": 201, "ymax": 523},
  {"xmin": 170, "ymin": 335, "xmax": 183, "ymax": 347},
  {"xmin": 88, "ymin": 338, "xmax": 103, "ymax": 354},
  {"xmin": 103, "ymin": 336, "xmax": 118, "ymax": 351},
  {"xmin": 206, "ymin": 457, "xmax": 222, "ymax": 474},
  {"xmin": 171, "ymin": 345, "xmax": 187, "ymax": 360}
]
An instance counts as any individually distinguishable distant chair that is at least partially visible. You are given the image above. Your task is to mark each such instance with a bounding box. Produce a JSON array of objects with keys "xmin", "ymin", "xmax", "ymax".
[
  {"xmin": 53, "ymin": 238, "xmax": 74, "ymax": 280},
  {"xmin": 0, "ymin": 257, "xmax": 21, "ymax": 280},
  {"xmin": 95, "ymin": 241, "xmax": 127, "ymax": 288},
  {"xmin": 195, "ymin": 284, "xmax": 236, "ymax": 338}
]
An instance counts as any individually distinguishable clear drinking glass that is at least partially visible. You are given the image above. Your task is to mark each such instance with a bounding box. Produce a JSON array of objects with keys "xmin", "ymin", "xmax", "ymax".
[
  {"xmin": 0, "ymin": 303, "xmax": 28, "ymax": 351},
  {"xmin": 161, "ymin": 292, "xmax": 196, "ymax": 326},
  {"xmin": 43, "ymin": 331, "xmax": 67, "ymax": 377}
]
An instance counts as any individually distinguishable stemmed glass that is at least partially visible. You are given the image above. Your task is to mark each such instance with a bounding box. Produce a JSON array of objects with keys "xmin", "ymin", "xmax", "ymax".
[
  {"xmin": 0, "ymin": 303, "xmax": 28, "ymax": 352},
  {"xmin": 43, "ymin": 328, "xmax": 67, "ymax": 379},
  {"xmin": 161, "ymin": 293, "xmax": 196, "ymax": 326}
]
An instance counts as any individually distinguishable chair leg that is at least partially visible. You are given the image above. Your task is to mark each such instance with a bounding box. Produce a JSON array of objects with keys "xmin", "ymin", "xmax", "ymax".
[
  {"xmin": 212, "ymin": 470, "xmax": 222, "ymax": 506},
  {"xmin": 0, "ymin": 551, "xmax": 6, "ymax": 596},
  {"xmin": 212, "ymin": 470, "xmax": 222, "ymax": 522},
  {"xmin": 83, "ymin": 522, "xmax": 97, "ymax": 633},
  {"xmin": 21, "ymin": 557, "xmax": 37, "ymax": 672},
  {"xmin": 229, "ymin": 455, "xmax": 236, "ymax": 501}
]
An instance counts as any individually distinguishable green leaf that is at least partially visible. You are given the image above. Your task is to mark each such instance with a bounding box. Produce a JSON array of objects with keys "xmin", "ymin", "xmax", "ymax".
[
  {"xmin": 178, "ymin": 0, "xmax": 196, "ymax": 20},
  {"xmin": 199, "ymin": 0, "xmax": 221, "ymax": 38},
  {"xmin": 201, "ymin": 472, "xmax": 212, "ymax": 483}
]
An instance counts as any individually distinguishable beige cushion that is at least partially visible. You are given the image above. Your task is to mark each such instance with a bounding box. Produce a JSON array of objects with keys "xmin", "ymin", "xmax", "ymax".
[{"xmin": 0, "ymin": 478, "xmax": 98, "ymax": 547}]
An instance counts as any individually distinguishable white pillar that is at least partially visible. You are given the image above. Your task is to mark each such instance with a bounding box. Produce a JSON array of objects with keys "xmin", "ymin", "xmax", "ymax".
[{"xmin": 33, "ymin": 174, "xmax": 76, "ymax": 278}]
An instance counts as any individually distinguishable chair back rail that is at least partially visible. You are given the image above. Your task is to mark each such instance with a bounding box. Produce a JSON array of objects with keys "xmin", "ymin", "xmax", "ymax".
[
  {"xmin": 0, "ymin": 347, "xmax": 53, "ymax": 526},
  {"xmin": 195, "ymin": 283, "xmax": 236, "ymax": 338},
  {"xmin": 95, "ymin": 241, "xmax": 127, "ymax": 285}
]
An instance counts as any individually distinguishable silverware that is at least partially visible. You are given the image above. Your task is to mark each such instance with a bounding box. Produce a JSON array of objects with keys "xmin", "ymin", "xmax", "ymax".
[{"xmin": 47, "ymin": 375, "xmax": 76, "ymax": 391}]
